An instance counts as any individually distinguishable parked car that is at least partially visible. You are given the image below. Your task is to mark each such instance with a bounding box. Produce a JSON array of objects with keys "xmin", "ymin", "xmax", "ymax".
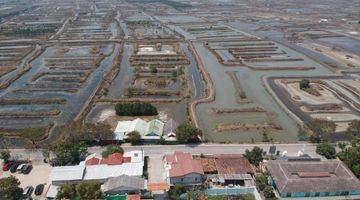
[
  {"xmin": 2, "ymin": 162, "xmax": 12, "ymax": 171},
  {"xmin": 34, "ymin": 184, "xmax": 44, "ymax": 196},
  {"xmin": 21, "ymin": 164, "xmax": 32, "ymax": 174},
  {"xmin": 10, "ymin": 163, "xmax": 20, "ymax": 173},
  {"xmin": 17, "ymin": 164, "xmax": 26, "ymax": 173},
  {"xmin": 22, "ymin": 186, "xmax": 33, "ymax": 197}
]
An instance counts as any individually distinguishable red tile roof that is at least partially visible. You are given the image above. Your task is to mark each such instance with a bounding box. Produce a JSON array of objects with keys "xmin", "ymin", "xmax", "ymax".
[
  {"xmin": 85, "ymin": 157, "xmax": 101, "ymax": 165},
  {"xmin": 147, "ymin": 182, "xmax": 169, "ymax": 192},
  {"xmin": 85, "ymin": 153, "xmax": 132, "ymax": 166},
  {"xmin": 165, "ymin": 151, "xmax": 204, "ymax": 177},
  {"xmin": 298, "ymin": 172, "xmax": 331, "ymax": 178},
  {"xmin": 214, "ymin": 154, "xmax": 253, "ymax": 175},
  {"xmin": 127, "ymin": 194, "xmax": 140, "ymax": 200},
  {"xmin": 100, "ymin": 153, "xmax": 124, "ymax": 165}
]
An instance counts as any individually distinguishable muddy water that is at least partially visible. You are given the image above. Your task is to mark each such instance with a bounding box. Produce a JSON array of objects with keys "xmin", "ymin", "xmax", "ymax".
[
  {"xmin": 193, "ymin": 40, "xmax": 333, "ymax": 143},
  {"xmin": 0, "ymin": 43, "xmax": 119, "ymax": 129},
  {"xmin": 105, "ymin": 44, "xmax": 133, "ymax": 98}
]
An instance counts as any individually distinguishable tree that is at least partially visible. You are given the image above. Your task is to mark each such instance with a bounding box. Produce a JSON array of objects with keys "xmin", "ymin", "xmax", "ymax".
[
  {"xmin": 62, "ymin": 122, "xmax": 114, "ymax": 143},
  {"xmin": 347, "ymin": 120, "xmax": 360, "ymax": 137},
  {"xmin": 316, "ymin": 143, "xmax": 336, "ymax": 159},
  {"xmin": 42, "ymin": 148, "xmax": 50, "ymax": 163},
  {"xmin": 52, "ymin": 141, "xmax": 87, "ymax": 166},
  {"xmin": 127, "ymin": 131, "xmax": 141, "ymax": 145},
  {"xmin": 244, "ymin": 146, "xmax": 264, "ymax": 167},
  {"xmin": 262, "ymin": 129, "xmax": 273, "ymax": 143},
  {"xmin": 168, "ymin": 184, "xmax": 185, "ymax": 200},
  {"xmin": 243, "ymin": 193, "xmax": 256, "ymax": 200},
  {"xmin": 0, "ymin": 176, "xmax": 23, "ymax": 200},
  {"xmin": 115, "ymin": 102, "xmax": 158, "ymax": 116},
  {"xmin": 337, "ymin": 137, "xmax": 360, "ymax": 178},
  {"xmin": 255, "ymin": 175, "xmax": 268, "ymax": 191},
  {"xmin": 76, "ymin": 181, "xmax": 102, "ymax": 200},
  {"xmin": 150, "ymin": 65, "xmax": 158, "ymax": 73},
  {"xmin": 0, "ymin": 150, "xmax": 10, "ymax": 163},
  {"xmin": 176, "ymin": 122, "xmax": 202, "ymax": 143},
  {"xmin": 337, "ymin": 142, "xmax": 347, "ymax": 151},
  {"xmin": 299, "ymin": 79, "xmax": 310, "ymax": 90},
  {"xmin": 57, "ymin": 183, "xmax": 76, "ymax": 199},
  {"xmin": 263, "ymin": 186, "xmax": 275, "ymax": 199},
  {"xmin": 306, "ymin": 119, "xmax": 336, "ymax": 142},
  {"xmin": 101, "ymin": 145, "xmax": 124, "ymax": 158}
]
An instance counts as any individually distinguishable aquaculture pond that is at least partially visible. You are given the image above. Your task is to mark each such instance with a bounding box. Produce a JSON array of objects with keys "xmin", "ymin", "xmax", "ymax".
[{"xmin": 193, "ymin": 36, "xmax": 333, "ymax": 142}]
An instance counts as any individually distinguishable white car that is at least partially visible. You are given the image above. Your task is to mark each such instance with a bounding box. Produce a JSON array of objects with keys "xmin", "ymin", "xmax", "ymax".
[{"xmin": 16, "ymin": 164, "xmax": 25, "ymax": 173}]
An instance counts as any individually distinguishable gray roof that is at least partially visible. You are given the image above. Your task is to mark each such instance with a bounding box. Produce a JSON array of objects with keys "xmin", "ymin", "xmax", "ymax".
[
  {"xmin": 101, "ymin": 175, "xmax": 145, "ymax": 192},
  {"xmin": 267, "ymin": 160, "xmax": 360, "ymax": 194}
]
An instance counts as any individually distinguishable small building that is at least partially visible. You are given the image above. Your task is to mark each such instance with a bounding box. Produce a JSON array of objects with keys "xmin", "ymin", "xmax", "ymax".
[
  {"xmin": 101, "ymin": 175, "xmax": 146, "ymax": 195},
  {"xmin": 164, "ymin": 119, "xmax": 178, "ymax": 138},
  {"xmin": 47, "ymin": 151, "xmax": 144, "ymax": 198},
  {"xmin": 164, "ymin": 151, "xmax": 204, "ymax": 186},
  {"xmin": 114, "ymin": 118, "xmax": 164, "ymax": 141},
  {"xmin": 267, "ymin": 160, "xmax": 360, "ymax": 198}
]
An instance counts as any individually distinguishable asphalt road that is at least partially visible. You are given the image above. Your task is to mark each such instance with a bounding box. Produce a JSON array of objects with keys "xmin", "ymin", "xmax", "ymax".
[{"xmin": 8, "ymin": 143, "xmax": 319, "ymax": 163}]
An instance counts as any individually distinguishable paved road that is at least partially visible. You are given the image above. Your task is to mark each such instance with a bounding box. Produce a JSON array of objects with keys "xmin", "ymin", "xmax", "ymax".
[{"xmin": 8, "ymin": 143, "xmax": 319, "ymax": 163}]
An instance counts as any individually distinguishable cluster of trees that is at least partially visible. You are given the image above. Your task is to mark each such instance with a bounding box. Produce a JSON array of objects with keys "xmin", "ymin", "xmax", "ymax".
[
  {"xmin": 316, "ymin": 143, "xmax": 336, "ymax": 159},
  {"xmin": 61, "ymin": 122, "xmax": 114, "ymax": 143},
  {"xmin": 11, "ymin": 26, "xmax": 55, "ymax": 36},
  {"xmin": 150, "ymin": 65, "xmax": 158, "ymax": 73},
  {"xmin": 0, "ymin": 176, "xmax": 23, "ymax": 200},
  {"xmin": 0, "ymin": 150, "xmax": 10, "ymax": 163},
  {"xmin": 244, "ymin": 146, "xmax": 264, "ymax": 167},
  {"xmin": 176, "ymin": 122, "xmax": 202, "ymax": 143},
  {"xmin": 127, "ymin": 131, "xmax": 142, "ymax": 145},
  {"xmin": 44, "ymin": 141, "xmax": 88, "ymax": 166},
  {"xmin": 255, "ymin": 174, "xmax": 276, "ymax": 199},
  {"xmin": 57, "ymin": 182, "xmax": 102, "ymax": 200},
  {"xmin": 337, "ymin": 138, "xmax": 360, "ymax": 178},
  {"xmin": 115, "ymin": 102, "xmax": 158, "ymax": 116},
  {"xmin": 304, "ymin": 119, "xmax": 336, "ymax": 143}
]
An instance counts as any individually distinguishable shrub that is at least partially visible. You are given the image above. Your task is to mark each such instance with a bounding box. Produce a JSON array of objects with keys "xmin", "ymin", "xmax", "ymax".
[
  {"xmin": 127, "ymin": 131, "xmax": 141, "ymax": 145},
  {"xmin": 115, "ymin": 102, "xmax": 158, "ymax": 116},
  {"xmin": 316, "ymin": 143, "xmax": 336, "ymax": 159},
  {"xmin": 102, "ymin": 145, "xmax": 124, "ymax": 158},
  {"xmin": 299, "ymin": 79, "xmax": 310, "ymax": 90}
]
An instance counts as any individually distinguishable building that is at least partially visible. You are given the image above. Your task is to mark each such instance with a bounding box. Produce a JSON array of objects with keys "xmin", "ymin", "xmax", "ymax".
[
  {"xmin": 197, "ymin": 154, "xmax": 260, "ymax": 199},
  {"xmin": 101, "ymin": 175, "xmax": 146, "ymax": 195},
  {"xmin": 164, "ymin": 151, "xmax": 204, "ymax": 186},
  {"xmin": 46, "ymin": 151, "xmax": 144, "ymax": 199},
  {"xmin": 267, "ymin": 160, "xmax": 360, "ymax": 198},
  {"xmin": 114, "ymin": 118, "xmax": 164, "ymax": 141}
]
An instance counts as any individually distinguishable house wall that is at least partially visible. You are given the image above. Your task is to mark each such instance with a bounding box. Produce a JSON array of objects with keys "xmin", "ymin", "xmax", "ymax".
[
  {"xmin": 280, "ymin": 190, "xmax": 360, "ymax": 198},
  {"xmin": 169, "ymin": 173, "xmax": 203, "ymax": 185}
]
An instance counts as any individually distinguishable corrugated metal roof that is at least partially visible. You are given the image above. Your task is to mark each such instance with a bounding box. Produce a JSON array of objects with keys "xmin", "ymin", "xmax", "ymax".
[{"xmin": 49, "ymin": 165, "xmax": 85, "ymax": 182}]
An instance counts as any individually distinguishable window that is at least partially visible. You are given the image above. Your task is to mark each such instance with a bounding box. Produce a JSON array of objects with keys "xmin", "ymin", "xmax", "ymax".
[
  {"xmin": 286, "ymin": 193, "xmax": 291, "ymax": 197},
  {"xmin": 305, "ymin": 192, "xmax": 310, "ymax": 197},
  {"xmin": 324, "ymin": 192, "xmax": 330, "ymax": 196},
  {"xmin": 195, "ymin": 178, "xmax": 197, "ymax": 181},
  {"xmin": 315, "ymin": 192, "xmax": 320, "ymax": 197}
]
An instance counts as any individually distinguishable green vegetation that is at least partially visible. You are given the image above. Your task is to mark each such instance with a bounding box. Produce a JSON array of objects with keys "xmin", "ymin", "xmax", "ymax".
[
  {"xmin": 102, "ymin": 145, "xmax": 124, "ymax": 158},
  {"xmin": 262, "ymin": 129, "xmax": 273, "ymax": 143},
  {"xmin": 306, "ymin": 119, "xmax": 336, "ymax": 142},
  {"xmin": 168, "ymin": 184, "xmax": 185, "ymax": 200},
  {"xmin": 299, "ymin": 79, "xmax": 310, "ymax": 90},
  {"xmin": 61, "ymin": 122, "xmax": 114, "ymax": 142},
  {"xmin": 0, "ymin": 176, "xmax": 23, "ymax": 200},
  {"xmin": 150, "ymin": 65, "xmax": 158, "ymax": 73},
  {"xmin": 127, "ymin": 131, "xmax": 141, "ymax": 145},
  {"xmin": 57, "ymin": 182, "xmax": 102, "ymax": 200},
  {"xmin": 347, "ymin": 120, "xmax": 360, "ymax": 137},
  {"xmin": 176, "ymin": 122, "xmax": 202, "ymax": 143},
  {"xmin": 316, "ymin": 143, "xmax": 336, "ymax": 159},
  {"xmin": 51, "ymin": 141, "xmax": 88, "ymax": 166},
  {"xmin": 263, "ymin": 186, "xmax": 276, "ymax": 199},
  {"xmin": 255, "ymin": 174, "xmax": 268, "ymax": 191},
  {"xmin": 337, "ymin": 137, "xmax": 360, "ymax": 178},
  {"xmin": 11, "ymin": 26, "xmax": 55, "ymax": 36},
  {"xmin": 244, "ymin": 146, "xmax": 264, "ymax": 167},
  {"xmin": 0, "ymin": 150, "xmax": 10, "ymax": 163},
  {"xmin": 115, "ymin": 102, "xmax": 158, "ymax": 116}
]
